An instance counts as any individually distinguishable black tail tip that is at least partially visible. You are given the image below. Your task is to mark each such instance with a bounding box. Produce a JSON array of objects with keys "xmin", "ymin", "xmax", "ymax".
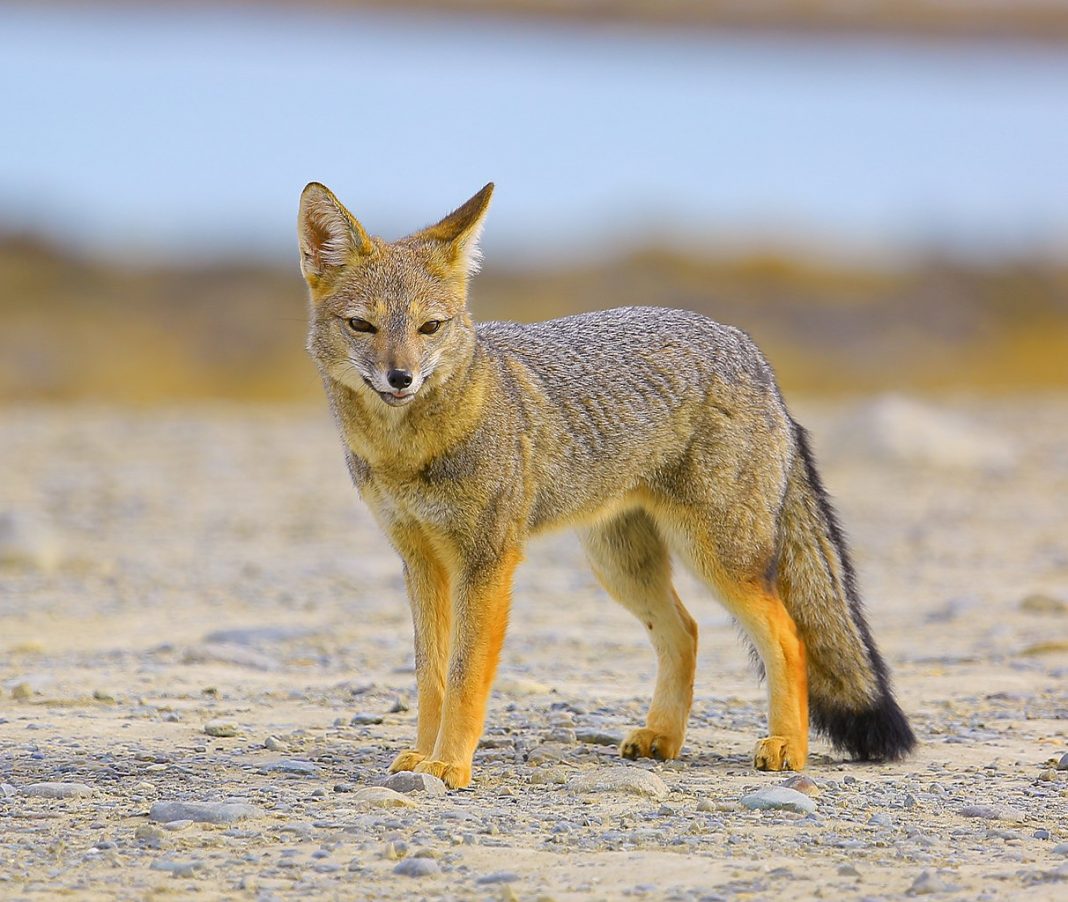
[{"xmin": 814, "ymin": 693, "xmax": 917, "ymax": 762}]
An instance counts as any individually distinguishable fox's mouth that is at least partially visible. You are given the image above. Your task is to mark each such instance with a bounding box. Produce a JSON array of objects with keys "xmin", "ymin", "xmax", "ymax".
[{"xmin": 362, "ymin": 376, "xmax": 416, "ymax": 407}]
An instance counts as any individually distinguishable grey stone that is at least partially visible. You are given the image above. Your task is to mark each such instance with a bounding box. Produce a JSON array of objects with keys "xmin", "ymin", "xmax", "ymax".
[
  {"xmin": 382, "ymin": 772, "xmax": 448, "ymax": 797},
  {"xmin": 1, "ymin": 783, "xmax": 17, "ymax": 799},
  {"xmin": 1056, "ymin": 752, "xmax": 1068, "ymax": 771},
  {"xmin": 780, "ymin": 774, "xmax": 821, "ymax": 797},
  {"xmin": 575, "ymin": 730, "xmax": 622, "ymax": 747},
  {"xmin": 149, "ymin": 800, "xmax": 262, "ymax": 824},
  {"xmin": 393, "ymin": 857, "xmax": 439, "ymax": 877},
  {"xmin": 1053, "ymin": 843, "xmax": 1068, "ymax": 856},
  {"xmin": 203, "ymin": 719, "xmax": 238, "ymax": 737},
  {"xmin": 739, "ymin": 786, "xmax": 817, "ymax": 815},
  {"xmin": 530, "ymin": 767, "xmax": 569, "ymax": 785},
  {"xmin": 960, "ymin": 804, "xmax": 1025, "ymax": 822},
  {"xmin": 22, "ymin": 782, "xmax": 93, "ymax": 799},
  {"xmin": 351, "ymin": 713, "xmax": 384, "ymax": 725},
  {"xmin": 569, "ymin": 767, "xmax": 668, "ymax": 800},
  {"xmin": 260, "ymin": 758, "xmax": 319, "ymax": 775},
  {"xmin": 162, "ymin": 819, "xmax": 193, "ymax": 831},
  {"xmin": 477, "ymin": 871, "xmax": 520, "ymax": 884},
  {"xmin": 182, "ymin": 643, "xmax": 279, "ymax": 671},
  {"xmin": 354, "ymin": 787, "xmax": 419, "ymax": 808},
  {"xmin": 203, "ymin": 625, "xmax": 313, "ymax": 645},
  {"xmin": 264, "ymin": 736, "xmax": 285, "ymax": 751},
  {"xmin": 907, "ymin": 870, "xmax": 959, "ymax": 895},
  {"xmin": 150, "ymin": 859, "xmax": 204, "ymax": 878}
]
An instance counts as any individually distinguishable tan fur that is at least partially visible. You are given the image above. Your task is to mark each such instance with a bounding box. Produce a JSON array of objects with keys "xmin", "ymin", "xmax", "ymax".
[{"xmin": 298, "ymin": 182, "xmax": 909, "ymax": 787}]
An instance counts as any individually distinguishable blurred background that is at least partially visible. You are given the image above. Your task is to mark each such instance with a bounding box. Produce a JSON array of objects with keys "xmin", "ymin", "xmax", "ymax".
[{"xmin": 2, "ymin": 0, "xmax": 1068, "ymax": 401}]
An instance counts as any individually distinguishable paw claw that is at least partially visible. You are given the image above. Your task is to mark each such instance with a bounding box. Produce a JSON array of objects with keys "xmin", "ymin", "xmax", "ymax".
[
  {"xmin": 388, "ymin": 749, "xmax": 427, "ymax": 773},
  {"xmin": 753, "ymin": 736, "xmax": 804, "ymax": 771},
  {"xmin": 413, "ymin": 759, "xmax": 472, "ymax": 789},
  {"xmin": 619, "ymin": 727, "xmax": 682, "ymax": 762}
]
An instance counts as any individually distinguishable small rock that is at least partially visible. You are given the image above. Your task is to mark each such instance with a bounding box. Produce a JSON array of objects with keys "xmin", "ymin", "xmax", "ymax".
[
  {"xmin": 353, "ymin": 787, "xmax": 418, "ymax": 808},
  {"xmin": 1037, "ymin": 768, "xmax": 1058, "ymax": 781},
  {"xmin": 382, "ymin": 772, "xmax": 447, "ymax": 797},
  {"xmin": 11, "ymin": 683, "xmax": 32, "ymax": 701},
  {"xmin": 92, "ymin": 689, "xmax": 115, "ymax": 703},
  {"xmin": 569, "ymin": 767, "xmax": 668, "ymax": 800},
  {"xmin": 477, "ymin": 871, "xmax": 520, "ymax": 884},
  {"xmin": 526, "ymin": 744, "xmax": 567, "ymax": 765},
  {"xmin": 389, "ymin": 697, "xmax": 410, "ymax": 713},
  {"xmin": 1057, "ymin": 752, "xmax": 1068, "ymax": 771},
  {"xmin": 1052, "ymin": 842, "xmax": 1068, "ymax": 856},
  {"xmin": 780, "ymin": 774, "xmax": 820, "ymax": 797},
  {"xmin": 1019, "ymin": 593, "xmax": 1067, "ymax": 615},
  {"xmin": 150, "ymin": 859, "xmax": 204, "ymax": 878},
  {"xmin": 907, "ymin": 870, "xmax": 959, "ymax": 895},
  {"xmin": 959, "ymin": 804, "xmax": 1025, "ymax": 822},
  {"xmin": 351, "ymin": 713, "xmax": 384, "ymax": 726},
  {"xmin": 696, "ymin": 798, "xmax": 716, "ymax": 812},
  {"xmin": 739, "ymin": 786, "xmax": 817, "ymax": 815},
  {"xmin": 149, "ymin": 800, "xmax": 262, "ymax": 824},
  {"xmin": 264, "ymin": 736, "xmax": 285, "ymax": 751},
  {"xmin": 162, "ymin": 819, "xmax": 193, "ymax": 832},
  {"xmin": 837, "ymin": 864, "xmax": 861, "ymax": 877},
  {"xmin": 530, "ymin": 767, "xmax": 569, "ymax": 786},
  {"xmin": 1034, "ymin": 829, "xmax": 1051, "ymax": 840},
  {"xmin": 134, "ymin": 825, "xmax": 165, "ymax": 848},
  {"xmin": 1, "ymin": 783, "xmax": 16, "ymax": 799},
  {"xmin": 575, "ymin": 730, "xmax": 622, "ymax": 747},
  {"xmin": 203, "ymin": 720, "xmax": 238, "ymax": 738},
  {"xmin": 22, "ymin": 782, "xmax": 92, "ymax": 799},
  {"xmin": 393, "ymin": 857, "xmax": 439, "ymax": 877},
  {"xmin": 260, "ymin": 758, "xmax": 318, "ymax": 775}
]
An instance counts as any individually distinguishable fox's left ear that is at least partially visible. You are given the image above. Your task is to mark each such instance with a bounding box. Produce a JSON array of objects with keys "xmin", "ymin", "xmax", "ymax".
[{"xmin": 410, "ymin": 182, "xmax": 494, "ymax": 280}]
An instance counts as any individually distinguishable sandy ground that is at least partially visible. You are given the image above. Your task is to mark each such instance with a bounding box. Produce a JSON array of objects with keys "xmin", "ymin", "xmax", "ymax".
[{"xmin": 1, "ymin": 397, "xmax": 1066, "ymax": 901}]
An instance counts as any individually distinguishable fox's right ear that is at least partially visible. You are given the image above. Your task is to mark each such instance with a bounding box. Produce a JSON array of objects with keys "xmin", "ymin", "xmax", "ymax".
[{"xmin": 297, "ymin": 183, "xmax": 374, "ymax": 287}]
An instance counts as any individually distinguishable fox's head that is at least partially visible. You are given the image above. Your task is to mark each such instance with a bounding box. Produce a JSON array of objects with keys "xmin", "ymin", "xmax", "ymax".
[{"xmin": 298, "ymin": 182, "xmax": 493, "ymax": 408}]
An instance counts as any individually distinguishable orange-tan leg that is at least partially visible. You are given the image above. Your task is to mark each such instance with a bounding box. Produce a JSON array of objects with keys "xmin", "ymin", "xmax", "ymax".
[
  {"xmin": 388, "ymin": 528, "xmax": 451, "ymax": 774},
  {"xmin": 583, "ymin": 511, "xmax": 698, "ymax": 762},
  {"xmin": 722, "ymin": 579, "xmax": 809, "ymax": 771},
  {"xmin": 414, "ymin": 549, "xmax": 520, "ymax": 788}
]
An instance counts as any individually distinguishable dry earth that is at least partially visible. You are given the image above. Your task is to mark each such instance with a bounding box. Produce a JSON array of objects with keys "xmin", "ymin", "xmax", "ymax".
[{"xmin": 1, "ymin": 397, "xmax": 1066, "ymax": 901}]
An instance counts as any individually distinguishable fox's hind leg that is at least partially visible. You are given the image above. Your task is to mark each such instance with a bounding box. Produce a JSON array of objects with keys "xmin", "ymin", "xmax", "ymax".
[
  {"xmin": 673, "ymin": 517, "xmax": 809, "ymax": 771},
  {"xmin": 582, "ymin": 510, "xmax": 698, "ymax": 761}
]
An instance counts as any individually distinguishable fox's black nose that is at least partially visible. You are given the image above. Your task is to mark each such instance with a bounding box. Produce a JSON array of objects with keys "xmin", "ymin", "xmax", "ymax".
[{"xmin": 387, "ymin": 369, "xmax": 413, "ymax": 390}]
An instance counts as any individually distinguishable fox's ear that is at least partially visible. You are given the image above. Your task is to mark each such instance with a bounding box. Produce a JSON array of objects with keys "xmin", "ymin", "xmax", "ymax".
[
  {"xmin": 297, "ymin": 182, "xmax": 374, "ymax": 286},
  {"xmin": 411, "ymin": 182, "xmax": 494, "ymax": 279}
]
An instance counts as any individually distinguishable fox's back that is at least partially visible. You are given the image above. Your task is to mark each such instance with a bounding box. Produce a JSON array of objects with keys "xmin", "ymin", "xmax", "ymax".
[{"xmin": 474, "ymin": 307, "xmax": 789, "ymax": 531}]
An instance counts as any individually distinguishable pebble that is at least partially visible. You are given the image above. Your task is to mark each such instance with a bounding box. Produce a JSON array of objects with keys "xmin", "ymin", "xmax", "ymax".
[
  {"xmin": 150, "ymin": 859, "xmax": 204, "ymax": 878},
  {"xmin": 959, "ymin": 804, "xmax": 1025, "ymax": 822},
  {"xmin": 575, "ymin": 730, "xmax": 621, "ymax": 747},
  {"xmin": 260, "ymin": 758, "xmax": 318, "ymax": 775},
  {"xmin": 1052, "ymin": 843, "xmax": 1068, "ymax": 856},
  {"xmin": 203, "ymin": 719, "xmax": 238, "ymax": 737},
  {"xmin": 739, "ymin": 786, "xmax": 817, "ymax": 815},
  {"xmin": 351, "ymin": 712, "xmax": 384, "ymax": 725},
  {"xmin": 907, "ymin": 870, "xmax": 959, "ymax": 895},
  {"xmin": 569, "ymin": 767, "xmax": 668, "ymax": 800},
  {"xmin": 149, "ymin": 800, "xmax": 262, "ymax": 824},
  {"xmin": 263, "ymin": 736, "xmax": 286, "ymax": 751},
  {"xmin": 382, "ymin": 772, "xmax": 448, "ymax": 797},
  {"xmin": 393, "ymin": 857, "xmax": 439, "ymax": 877},
  {"xmin": 1019, "ymin": 593, "xmax": 1067, "ymax": 615},
  {"xmin": 11, "ymin": 683, "xmax": 32, "ymax": 701},
  {"xmin": 1056, "ymin": 752, "xmax": 1068, "ymax": 771},
  {"xmin": 530, "ymin": 767, "xmax": 569, "ymax": 785},
  {"xmin": 1, "ymin": 783, "xmax": 16, "ymax": 798},
  {"xmin": 780, "ymin": 774, "xmax": 820, "ymax": 797},
  {"xmin": 162, "ymin": 819, "xmax": 193, "ymax": 832},
  {"xmin": 477, "ymin": 871, "xmax": 520, "ymax": 884},
  {"xmin": 353, "ymin": 787, "xmax": 419, "ymax": 808},
  {"xmin": 22, "ymin": 782, "xmax": 93, "ymax": 799},
  {"xmin": 134, "ymin": 825, "xmax": 165, "ymax": 848}
]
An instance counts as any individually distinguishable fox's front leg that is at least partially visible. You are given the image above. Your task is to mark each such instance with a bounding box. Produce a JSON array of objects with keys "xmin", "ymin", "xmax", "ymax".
[
  {"xmin": 388, "ymin": 540, "xmax": 451, "ymax": 775},
  {"xmin": 414, "ymin": 549, "xmax": 520, "ymax": 789}
]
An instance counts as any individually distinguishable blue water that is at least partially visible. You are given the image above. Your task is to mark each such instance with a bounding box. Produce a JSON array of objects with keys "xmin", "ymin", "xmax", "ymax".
[{"xmin": 2, "ymin": 4, "xmax": 1067, "ymax": 264}]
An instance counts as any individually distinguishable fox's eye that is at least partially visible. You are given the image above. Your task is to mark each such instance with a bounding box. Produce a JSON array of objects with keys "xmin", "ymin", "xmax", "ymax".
[
  {"xmin": 419, "ymin": 320, "xmax": 443, "ymax": 335},
  {"xmin": 347, "ymin": 318, "xmax": 376, "ymax": 334}
]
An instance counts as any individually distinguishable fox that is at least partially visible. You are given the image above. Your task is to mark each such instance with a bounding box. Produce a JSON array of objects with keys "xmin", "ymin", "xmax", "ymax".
[{"xmin": 297, "ymin": 181, "xmax": 916, "ymax": 789}]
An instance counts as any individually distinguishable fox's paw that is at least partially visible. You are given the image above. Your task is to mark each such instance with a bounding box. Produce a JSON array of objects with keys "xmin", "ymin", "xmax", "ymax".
[
  {"xmin": 388, "ymin": 749, "xmax": 427, "ymax": 773},
  {"xmin": 413, "ymin": 759, "xmax": 471, "ymax": 789},
  {"xmin": 753, "ymin": 736, "xmax": 804, "ymax": 771},
  {"xmin": 620, "ymin": 727, "xmax": 682, "ymax": 761}
]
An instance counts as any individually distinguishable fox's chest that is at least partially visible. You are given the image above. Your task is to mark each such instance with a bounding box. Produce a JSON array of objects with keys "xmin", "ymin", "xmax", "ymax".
[{"xmin": 349, "ymin": 453, "xmax": 472, "ymax": 535}]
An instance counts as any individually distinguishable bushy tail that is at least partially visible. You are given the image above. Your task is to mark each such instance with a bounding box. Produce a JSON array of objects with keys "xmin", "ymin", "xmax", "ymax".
[{"xmin": 776, "ymin": 421, "xmax": 916, "ymax": 761}]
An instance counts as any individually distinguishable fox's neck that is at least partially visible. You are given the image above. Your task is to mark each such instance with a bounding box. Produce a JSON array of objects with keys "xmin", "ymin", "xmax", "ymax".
[{"xmin": 326, "ymin": 329, "xmax": 487, "ymax": 472}]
